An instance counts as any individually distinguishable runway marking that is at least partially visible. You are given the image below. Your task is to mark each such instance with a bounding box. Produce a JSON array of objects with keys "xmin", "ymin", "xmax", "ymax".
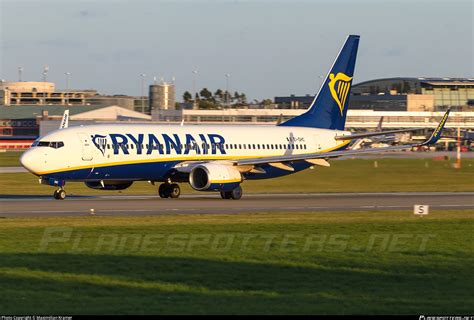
[
  {"xmin": 15, "ymin": 204, "xmax": 473, "ymax": 215},
  {"xmin": 2, "ymin": 191, "xmax": 474, "ymax": 202},
  {"xmin": 439, "ymin": 204, "xmax": 474, "ymax": 207}
]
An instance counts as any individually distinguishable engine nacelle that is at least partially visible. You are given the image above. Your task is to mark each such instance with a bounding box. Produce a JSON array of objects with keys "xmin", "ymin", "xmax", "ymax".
[
  {"xmin": 189, "ymin": 163, "xmax": 242, "ymax": 191},
  {"xmin": 84, "ymin": 180, "xmax": 133, "ymax": 190}
]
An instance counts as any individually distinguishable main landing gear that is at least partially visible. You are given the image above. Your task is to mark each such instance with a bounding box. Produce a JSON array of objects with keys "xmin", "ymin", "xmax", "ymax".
[
  {"xmin": 53, "ymin": 188, "xmax": 66, "ymax": 200},
  {"xmin": 220, "ymin": 185, "xmax": 243, "ymax": 200},
  {"xmin": 158, "ymin": 183, "xmax": 181, "ymax": 198}
]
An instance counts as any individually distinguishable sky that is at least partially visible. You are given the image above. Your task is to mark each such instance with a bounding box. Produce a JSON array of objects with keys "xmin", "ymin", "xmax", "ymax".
[{"xmin": 1, "ymin": 0, "xmax": 473, "ymax": 101}]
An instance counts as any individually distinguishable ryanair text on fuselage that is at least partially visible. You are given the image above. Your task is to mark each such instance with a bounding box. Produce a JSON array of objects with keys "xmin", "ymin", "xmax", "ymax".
[{"xmin": 93, "ymin": 133, "xmax": 227, "ymax": 156}]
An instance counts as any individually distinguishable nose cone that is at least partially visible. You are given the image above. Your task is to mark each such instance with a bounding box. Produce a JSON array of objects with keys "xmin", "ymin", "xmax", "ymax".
[{"xmin": 20, "ymin": 149, "xmax": 40, "ymax": 175}]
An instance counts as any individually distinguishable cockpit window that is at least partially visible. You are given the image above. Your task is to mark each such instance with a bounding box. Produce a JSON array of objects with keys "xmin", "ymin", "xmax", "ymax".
[
  {"xmin": 32, "ymin": 141, "xmax": 64, "ymax": 148},
  {"xmin": 49, "ymin": 142, "xmax": 64, "ymax": 149}
]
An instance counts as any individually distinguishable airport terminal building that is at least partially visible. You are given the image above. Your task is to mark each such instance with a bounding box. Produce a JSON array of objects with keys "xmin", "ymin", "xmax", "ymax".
[{"xmin": 275, "ymin": 77, "xmax": 474, "ymax": 112}]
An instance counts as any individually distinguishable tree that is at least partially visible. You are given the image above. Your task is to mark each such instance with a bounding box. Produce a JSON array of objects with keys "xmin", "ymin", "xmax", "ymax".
[
  {"xmin": 200, "ymin": 88, "xmax": 212, "ymax": 100},
  {"xmin": 239, "ymin": 93, "xmax": 247, "ymax": 104},
  {"xmin": 234, "ymin": 91, "xmax": 240, "ymax": 103},
  {"xmin": 214, "ymin": 89, "xmax": 223, "ymax": 102},
  {"xmin": 183, "ymin": 91, "xmax": 192, "ymax": 102},
  {"xmin": 199, "ymin": 100, "xmax": 218, "ymax": 110},
  {"xmin": 223, "ymin": 90, "xmax": 232, "ymax": 106}
]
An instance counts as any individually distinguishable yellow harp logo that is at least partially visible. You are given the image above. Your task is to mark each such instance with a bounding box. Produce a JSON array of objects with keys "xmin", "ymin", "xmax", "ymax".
[{"xmin": 328, "ymin": 72, "xmax": 352, "ymax": 115}]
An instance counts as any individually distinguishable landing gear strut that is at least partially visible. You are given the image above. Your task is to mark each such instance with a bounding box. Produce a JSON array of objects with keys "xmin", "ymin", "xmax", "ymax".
[
  {"xmin": 53, "ymin": 188, "xmax": 66, "ymax": 200},
  {"xmin": 220, "ymin": 185, "xmax": 243, "ymax": 200},
  {"xmin": 158, "ymin": 183, "xmax": 180, "ymax": 199}
]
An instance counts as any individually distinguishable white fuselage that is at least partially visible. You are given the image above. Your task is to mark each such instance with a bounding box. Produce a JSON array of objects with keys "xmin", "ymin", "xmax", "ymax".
[{"xmin": 20, "ymin": 124, "xmax": 350, "ymax": 181}]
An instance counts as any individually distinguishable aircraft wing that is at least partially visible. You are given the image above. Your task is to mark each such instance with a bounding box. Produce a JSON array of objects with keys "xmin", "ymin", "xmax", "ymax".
[
  {"xmin": 235, "ymin": 109, "xmax": 450, "ymax": 167},
  {"xmin": 334, "ymin": 128, "xmax": 422, "ymax": 141}
]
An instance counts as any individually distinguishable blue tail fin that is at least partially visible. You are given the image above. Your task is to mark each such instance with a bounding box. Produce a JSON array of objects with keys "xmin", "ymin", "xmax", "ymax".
[{"xmin": 280, "ymin": 35, "xmax": 360, "ymax": 130}]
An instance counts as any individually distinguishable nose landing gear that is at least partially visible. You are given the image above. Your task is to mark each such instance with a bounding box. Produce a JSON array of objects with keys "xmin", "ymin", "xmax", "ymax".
[
  {"xmin": 53, "ymin": 188, "xmax": 66, "ymax": 200},
  {"xmin": 158, "ymin": 183, "xmax": 181, "ymax": 198}
]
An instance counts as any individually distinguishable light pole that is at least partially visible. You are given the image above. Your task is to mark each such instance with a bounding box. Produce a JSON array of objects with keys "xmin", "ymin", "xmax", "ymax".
[
  {"xmin": 42, "ymin": 65, "xmax": 49, "ymax": 82},
  {"xmin": 65, "ymin": 72, "xmax": 71, "ymax": 105},
  {"xmin": 456, "ymin": 113, "xmax": 462, "ymax": 169},
  {"xmin": 192, "ymin": 69, "xmax": 198, "ymax": 108},
  {"xmin": 42, "ymin": 66, "xmax": 49, "ymax": 104},
  {"xmin": 318, "ymin": 75, "xmax": 324, "ymax": 88},
  {"xmin": 225, "ymin": 73, "xmax": 231, "ymax": 107},
  {"xmin": 140, "ymin": 73, "xmax": 146, "ymax": 112},
  {"xmin": 18, "ymin": 66, "xmax": 23, "ymax": 82}
]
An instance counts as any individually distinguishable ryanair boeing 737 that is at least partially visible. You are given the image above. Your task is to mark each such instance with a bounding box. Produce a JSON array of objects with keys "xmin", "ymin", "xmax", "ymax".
[{"xmin": 20, "ymin": 35, "xmax": 450, "ymax": 200}]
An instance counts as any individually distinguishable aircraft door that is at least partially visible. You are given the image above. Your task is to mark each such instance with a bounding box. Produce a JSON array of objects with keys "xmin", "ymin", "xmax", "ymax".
[{"xmin": 78, "ymin": 133, "xmax": 93, "ymax": 161}]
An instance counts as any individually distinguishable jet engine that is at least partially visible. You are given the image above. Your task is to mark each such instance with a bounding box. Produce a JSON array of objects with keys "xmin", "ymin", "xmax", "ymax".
[
  {"xmin": 84, "ymin": 180, "xmax": 133, "ymax": 190},
  {"xmin": 189, "ymin": 163, "xmax": 242, "ymax": 191}
]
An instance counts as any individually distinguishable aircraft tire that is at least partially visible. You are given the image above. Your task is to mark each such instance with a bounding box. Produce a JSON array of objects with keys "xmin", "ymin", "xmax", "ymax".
[
  {"xmin": 230, "ymin": 186, "xmax": 242, "ymax": 200},
  {"xmin": 169, "ymin": 183, "xmax": 180, "ymax": 198},
  {"xmin": 54, "ymin": 189, "xmax": 66, "ymax": 200},
  {"xmin": 158, "ymin": 183, "xmax": 170, "ymax": 198},
  {"xmin": 220, "ymin": 191, "xmax": 232, "ymax": 199}
]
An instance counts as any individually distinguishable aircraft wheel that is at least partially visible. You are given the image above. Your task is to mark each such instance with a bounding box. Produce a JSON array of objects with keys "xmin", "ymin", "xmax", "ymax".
[
  {"xmin": 220, "ymin": 191, "xmax": 232, "ymax": 199},
  {"xmin": 169, "ymin": 183, "xmax": 180, "ymax": 198},
  {"xmin": 158, "ymin": 183, "xmax": 170, "ymax": 198},
  {"xmin": 230, "ymin": 186, "xmax": 242, "ymax": 200},
  {"xmin": 54, "ymin": 189, "xmax": 66, "ymax": 200}
]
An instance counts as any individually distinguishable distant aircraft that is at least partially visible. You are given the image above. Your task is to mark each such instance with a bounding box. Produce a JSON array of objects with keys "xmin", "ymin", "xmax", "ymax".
[
  {"xmin": 350, "ymin": 116, "xmax": 402, "ymax": 149},
  {"xmin": 443, "ymin": 130, "xmax": 474, "ymax": 141},
  {"xmin": 20, "ymin": 35, "xmax": 450, "ymax": 200}
]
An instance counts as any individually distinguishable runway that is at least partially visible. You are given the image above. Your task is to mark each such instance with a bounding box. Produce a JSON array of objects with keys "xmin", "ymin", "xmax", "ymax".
[{"xmin": 0, "ymin": 192, "xmax": 473, "ymax": 217}]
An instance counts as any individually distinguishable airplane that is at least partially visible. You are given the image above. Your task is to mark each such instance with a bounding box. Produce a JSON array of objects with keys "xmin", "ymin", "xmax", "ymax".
[{"xmin": 20, "ymin": 35, "xmax": 451, "ymax": 200}]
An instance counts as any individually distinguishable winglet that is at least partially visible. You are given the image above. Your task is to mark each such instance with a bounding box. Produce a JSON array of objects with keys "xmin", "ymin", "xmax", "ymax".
[
  {"xmin": 59, "ymin": 109, "xmax": 69, "ymax": 129},
  {"xmin": 421, "ymin": 108, "xmax": 450, "ymax": 146}
]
